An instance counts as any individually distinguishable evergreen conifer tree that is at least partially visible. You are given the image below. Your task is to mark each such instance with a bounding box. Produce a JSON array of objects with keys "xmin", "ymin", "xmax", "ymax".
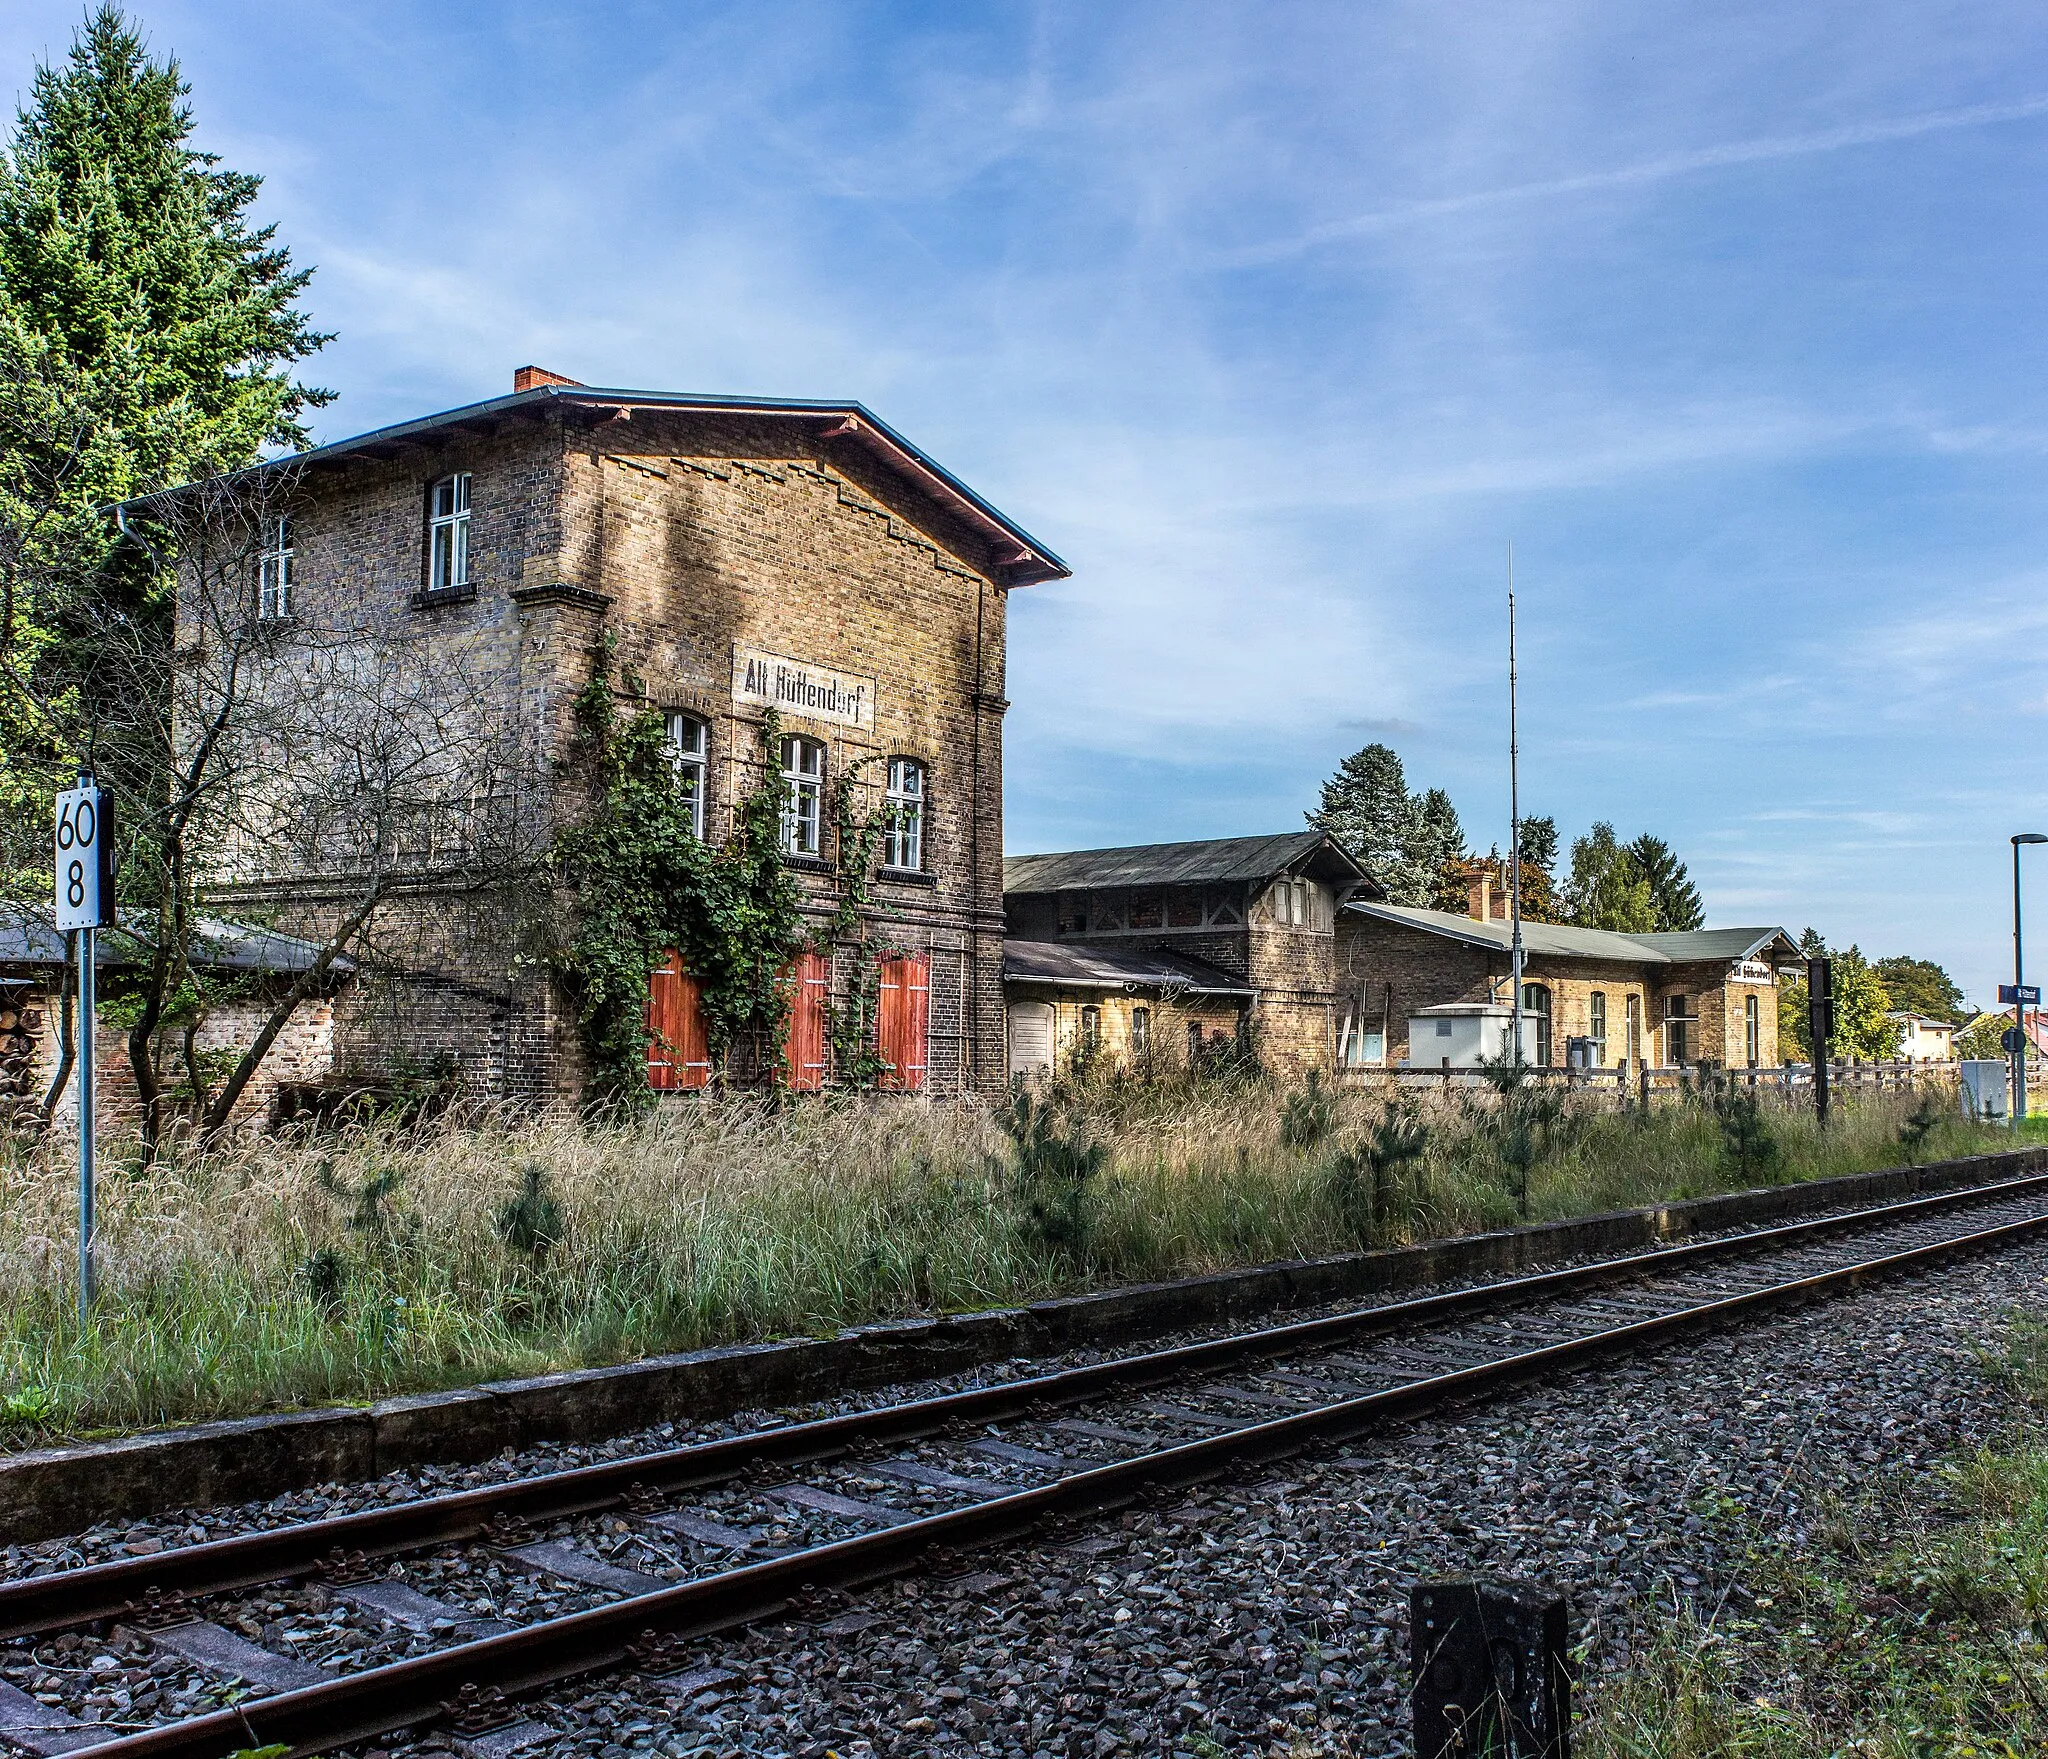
[
  {"xmin": 1624, "ymin": 833, "xmax": 1704, "ymax": 931},
  {"xmin": 0, "ymin": 5, "xmax": 330, "ymax": 872}
]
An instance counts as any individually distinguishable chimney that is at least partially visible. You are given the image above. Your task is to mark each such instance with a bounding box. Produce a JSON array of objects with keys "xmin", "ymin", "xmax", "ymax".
[
  {"xmin": 1467, "ymin": 868, "xmax": 1491, "ymax": 922},
  {"xmin": 514, "ymin": 365, "xmax": 583, "ymax": 392}
]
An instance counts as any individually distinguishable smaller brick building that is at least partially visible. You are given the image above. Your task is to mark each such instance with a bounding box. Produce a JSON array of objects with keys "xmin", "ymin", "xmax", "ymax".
[
  {"xmin": 1336, "ymin": 899, "xmax": 1799, "ymax": 1073},
  {"xmin": 0, "ymin": 905, "xmax": 350, "ymax": 1130},
  {"xmin": 1003, "ymin": 831, "xmax": 1374, "ymax": 1077}
]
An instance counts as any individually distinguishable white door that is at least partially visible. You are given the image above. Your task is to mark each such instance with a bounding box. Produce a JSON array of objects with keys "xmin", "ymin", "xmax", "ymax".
[{"xmin": 1008, "ymin": 1001, "xmax": 1055, "ymax": 1076}]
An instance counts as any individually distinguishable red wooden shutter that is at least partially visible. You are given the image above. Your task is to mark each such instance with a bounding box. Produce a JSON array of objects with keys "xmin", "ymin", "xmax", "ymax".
[
  {"xmin": 877, "ymin": 954, "xmax": 930, "ymax": 1091},
  {"xmin": 783, "ymin": 951, "xmax": 831, "ymax": 1090},
  {"xmin": 647, "ymin": 951, "xmax": 712, "ymax": 1091}
]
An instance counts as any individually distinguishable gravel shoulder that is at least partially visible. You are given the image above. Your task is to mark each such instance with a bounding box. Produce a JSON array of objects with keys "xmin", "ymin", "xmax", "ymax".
[{"xmin": 361, "ymin": 1241, "xmax": 2048, "ymax": 1759}]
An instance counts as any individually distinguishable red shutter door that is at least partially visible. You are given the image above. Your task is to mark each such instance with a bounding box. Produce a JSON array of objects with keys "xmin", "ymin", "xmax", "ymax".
[
  {"xmin": 647, "ymin": 952, "xmax": 712, "ymax": 1091},
  {"xmin": 877, "ymin": 954, "xmax": 930, "ymax": 1091},
  {"xmin": 784, "ymin": 950, "xmax": 831, "ymax": 1090}
]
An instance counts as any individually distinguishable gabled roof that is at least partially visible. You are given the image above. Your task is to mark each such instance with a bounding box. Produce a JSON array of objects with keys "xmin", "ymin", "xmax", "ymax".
[
  {"xmin": 1002, "ymin": 941, "xmax": 1254, "ymax": 996},
  {"xmin": 1344, "ymin": 901, "xmax": 1799, "ymax": 967},
  {"xmin": 141, "ymin": 385, "xmax": 1069, "ymax": 588},
  {"xmin": 0, "ymin": 904, "xmax": 354, "ymax": 977},
  {"xmin": 1005, "ymin": 830, "xmax": 1374, "ymax": 897}
]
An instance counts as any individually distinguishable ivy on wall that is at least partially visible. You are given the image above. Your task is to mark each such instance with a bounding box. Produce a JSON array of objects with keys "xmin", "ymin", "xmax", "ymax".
[
  {"xmin": 824, "ymin": 757, "xmax": 900, "ymax": 1091},
  {"xmin": 554, "ymin": 640, "xmax": 807, "ymax": 1102}
]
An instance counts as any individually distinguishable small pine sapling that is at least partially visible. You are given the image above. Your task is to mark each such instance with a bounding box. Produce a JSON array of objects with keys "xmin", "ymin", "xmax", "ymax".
[
  {"xmin": 494, "ymin": 1163, "xmax": 565, "ymax": 1258},
  {"xmin": 1280, "ymin": 1070, "xmax": 1338, "ymax": 1149},
  {"xmin": 1897, "ymin": 1093, "xmax": 1944, "ymax": 1166},
  {"xmin": 1005, "ymin": 1087, "xmax": 1108, "ymax": 1265}
]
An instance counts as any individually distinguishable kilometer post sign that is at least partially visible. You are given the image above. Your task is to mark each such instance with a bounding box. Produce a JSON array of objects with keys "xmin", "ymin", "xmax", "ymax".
[{"xmin": 53, "ymin": 780, "xmax": 114, "ymax": 930}]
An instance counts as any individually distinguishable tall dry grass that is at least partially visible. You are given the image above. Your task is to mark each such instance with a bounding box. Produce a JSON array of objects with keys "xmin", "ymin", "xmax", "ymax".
[{"xmin": 0, "ymin": 1079, "xmax": 2011, "ymax": 1441}]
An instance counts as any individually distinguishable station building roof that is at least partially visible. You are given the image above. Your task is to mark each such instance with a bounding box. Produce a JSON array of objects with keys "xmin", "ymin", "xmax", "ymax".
[
  {"xmin": 1342, "ymin": 902, "xmax": 1799, "ymax": 967},
  {"xmin": 1005, "ymin": 830, "xmax": 1374, "ymax": 897}
]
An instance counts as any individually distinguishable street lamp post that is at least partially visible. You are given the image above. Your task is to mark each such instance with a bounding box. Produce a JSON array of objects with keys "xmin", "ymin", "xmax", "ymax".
[{"xmin": 2014, "ymin": 833, "xmax": 2047, "ymax": 1127}]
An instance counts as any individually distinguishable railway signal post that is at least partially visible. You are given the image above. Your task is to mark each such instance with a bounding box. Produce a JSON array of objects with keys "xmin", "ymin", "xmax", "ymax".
[{"xmin": 54, "ymin": 773, "xmax": 114, "ymax": 1324}]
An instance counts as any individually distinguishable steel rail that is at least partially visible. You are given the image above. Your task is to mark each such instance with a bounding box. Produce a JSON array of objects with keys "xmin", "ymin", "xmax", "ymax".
[
  {"xmin": 55, "ymin": 1190, "xmax": 2048, "ymax": 1759},
  {"xmin": 11, "ymin": 1167, "xmax": 2048, "ymax": 1642}
]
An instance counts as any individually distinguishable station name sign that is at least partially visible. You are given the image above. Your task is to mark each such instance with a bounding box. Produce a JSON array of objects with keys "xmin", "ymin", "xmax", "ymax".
[
  {"xmin": 732, "ymin": 644, "xmax": 876, "ymax": 731},
  {"xmin": 1728, "ymin": 958, "xmax": 1776, "ymax": 985}
]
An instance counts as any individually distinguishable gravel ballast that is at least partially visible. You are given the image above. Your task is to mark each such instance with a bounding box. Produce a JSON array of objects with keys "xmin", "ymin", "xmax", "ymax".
[{"xmin": 369, "ymin": 1242, "xmax": 2048, "ymax": 1759}]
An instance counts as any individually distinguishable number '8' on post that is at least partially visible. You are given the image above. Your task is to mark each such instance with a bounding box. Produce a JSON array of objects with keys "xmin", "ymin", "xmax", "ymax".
[{"xmin": 53, "ymin": 784, "xmax": 112, "ymax": 931}]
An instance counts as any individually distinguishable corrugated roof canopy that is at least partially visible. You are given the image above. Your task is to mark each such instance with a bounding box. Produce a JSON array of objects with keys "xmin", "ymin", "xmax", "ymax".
[
  {"xmin": 0, "ymin": 904, "xmax": 354, "ymax": 977},
  {"xmin": 1344, "ymin": 902, "xmax": 1799, "ymax": 966},
  {"xmin": 1002, "ymin": 940, "xmax": 1254, "ymax": 996},
  {"xmin": 1005, "ymin": 830, "xmax": 1372, "ymax": 896}
]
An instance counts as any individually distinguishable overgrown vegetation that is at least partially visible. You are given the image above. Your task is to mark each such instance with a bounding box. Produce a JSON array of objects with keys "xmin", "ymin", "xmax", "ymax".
[
  {"xmin": 1583, "ymin": 1312, "xmax": 2048, "ymax": 1758},
  {"xmin": 553, "ymin": 642, "xmax": 807, "ymax": 1100},
  {"xmin": 0, "ymin": 1081, "xmax": 2008, "ymax": 1442}
]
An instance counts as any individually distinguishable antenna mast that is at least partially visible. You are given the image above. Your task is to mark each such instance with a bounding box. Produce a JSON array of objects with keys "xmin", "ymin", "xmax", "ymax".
[{"xmin": 1508, "ymin": 550, "xmax": 1524, "ymax": 1068}]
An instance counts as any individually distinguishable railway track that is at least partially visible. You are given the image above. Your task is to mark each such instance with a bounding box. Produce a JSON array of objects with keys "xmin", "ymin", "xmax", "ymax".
[{"xmin": 9, "ymin": 1168, "xmax": 2048, "ymax": 1759}]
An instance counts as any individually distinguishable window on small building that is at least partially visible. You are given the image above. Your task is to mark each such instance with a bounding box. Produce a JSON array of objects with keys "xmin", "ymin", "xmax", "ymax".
[
  {"xmin": 1271, "ymin": 877, "xmax": 1311, "ymax": 926},
  {"xmin": 1588, "ymin": 992, "xmax": 1607, "ymax": 1065},
  {"xmin": 1626, "ymin": 994, "xmax": 1642, "ymax": 1067},
  {"xmin": 1080, "ymin": 1004, "xmax": 1101, "ymax": 1050},
  {"xmin": 1745, "ymin": 993, "xmax": 1761, "ymax": 1067},
  {"xmin": 1187, "ymin": 1020, "xmax": 1204, "ymax": 1061},
  {"xmin": 428, "ymin": 473, "xmax": 471, "ymax": 592},
  {"xmin": 667, "ymin": 714, "xmax": 708, "ymax": 838},
  {"xmin": 1132, "ymin": 1006, "xmax": 1151, "ymax": 1055},
  {"xmin": 883, "ymin": 758, "xmax": 925, "ymax": 870},
  {"xmin": 1664, "ymin": 993, "xmax": 1692, "ymax": 1067},
  {"xmin": 780, "ymin": 735, "xmax": 824, "ymax": 856},
  {"xmin": 1521, "ymin": 982, "xmax": 1553, "ymax": 1066},
  {"xmin": 257, "ymin": 515, "xmax": 294, "ymax": 620}
]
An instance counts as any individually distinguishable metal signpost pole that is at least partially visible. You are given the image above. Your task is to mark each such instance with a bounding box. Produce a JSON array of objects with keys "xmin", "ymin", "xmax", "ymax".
[
  {"xmin": 1507, "ymin": 564, "xmax": 1524, "ymax": 1072},
  {"xmin": 77, "ymin": 921, "xmax": 94, "ymax": 1323},
  {"xmin": 55, "ymin": 774, "xmax": 112, "ymax": 1327}
]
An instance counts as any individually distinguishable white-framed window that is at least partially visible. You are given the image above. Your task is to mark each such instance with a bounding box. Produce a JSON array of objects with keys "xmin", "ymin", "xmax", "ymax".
[
  {"xmin": 884, "ymin": 757, "xmax": 925, "ymax": 870},
  {"xmin": 257, "ymin": 515, "xmax": 294, "ymax": 620},
  {"xmin": 1132, "ymin": 1005, "xmax": 1151, "ymax": 1055},
  {"xmin": 780, "ymin": 734, "xmax": 824, "ymax": 856},
  {"xmin": 667, "ymin": 713, "xmax": 708, "ymax": 838},
  {"xmin": 1271, "ymin": 877, "xmax": 1306, "ymax": 926},
  {"xmin": 1589, "ymin": 991, "xmax": 1607, "ymax": 1065},
  {"xmin": 428, "ymin": 472, "xmax": 471, "ymax": 592}
]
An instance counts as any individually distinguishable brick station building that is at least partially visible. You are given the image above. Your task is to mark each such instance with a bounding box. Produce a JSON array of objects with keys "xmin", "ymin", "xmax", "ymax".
[
  {"xmin": 1336, "ymin": 889, "xmax": 1800, "ymax": 1074},
  {"xmin": 198, "ymin": 369, "xmax": 1067, "ymax": 1103}
]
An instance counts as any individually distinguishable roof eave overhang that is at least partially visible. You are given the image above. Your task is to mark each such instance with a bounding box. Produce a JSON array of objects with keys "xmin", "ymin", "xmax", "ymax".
[
  {"xmin": 1004, "ymin": 973, "xmax": 1256, "ymax": 998},
  {"xmin": 130, "ymin": 387, "xmax": 1070, "ymax": 589}
]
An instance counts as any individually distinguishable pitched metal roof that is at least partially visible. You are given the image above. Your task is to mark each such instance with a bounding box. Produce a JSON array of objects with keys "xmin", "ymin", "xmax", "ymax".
[
  {"xmin": 1344, "ymin": 901, "xmax": 1799, "ymax": 966},
  {"xmin": 1002, "ymin": 940, "xmax": 1254, "ymax": 996},
  {"xmin": 1004, "ymin": 831, "xmax": 1371, "ymax": 896},
  {"xmin": 135, "ymin": 385, "xmax": 1069, "ymax": 587},
  {"xmin": 0, "ymin": 904, "xmax": 354, "ymax": 976}
]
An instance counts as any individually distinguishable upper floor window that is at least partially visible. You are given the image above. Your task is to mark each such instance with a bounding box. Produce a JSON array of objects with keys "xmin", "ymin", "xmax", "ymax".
[
  {"xmin": 780, "ymin": 734, "xmax": 825, "ymax": 856},
  {"xmin": 428, "ymin": 473, "xmax": 471, "ymax": 592},
  {"xmin": 667, "ymin": 713, "xmax": 708, "ymax": 838},
  {"xmin": 257, "ymin": 515, "xmax": 294, "ymax": 620},
  {"xmin": 883, "ymin": 758, "xmax": 925, "ymax": 870},
  {"xmin": 1271, "ymin": 876, "xmax": 1313, "ymax": 927}
]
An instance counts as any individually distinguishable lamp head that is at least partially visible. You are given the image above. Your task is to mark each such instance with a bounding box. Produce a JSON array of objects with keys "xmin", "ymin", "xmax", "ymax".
[{"xmin": 2018, "ymin": 833, "xmax": 2048, "ymax": 846}]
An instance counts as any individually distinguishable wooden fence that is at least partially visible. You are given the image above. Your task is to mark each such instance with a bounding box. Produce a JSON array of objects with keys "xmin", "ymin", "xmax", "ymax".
[{"xmin": 1335, "ymin": 1059, "xmax": 2013, "ymax": 1106}]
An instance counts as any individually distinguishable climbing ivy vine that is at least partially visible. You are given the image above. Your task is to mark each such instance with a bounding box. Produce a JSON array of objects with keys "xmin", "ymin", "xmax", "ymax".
[
  {"xmin": 823, "ymin": 756, "xmax": 898, "ymax": 1091},
  {"xmin": 553, "ymin": 640, "xmax": 807, "ymax": 1103}
]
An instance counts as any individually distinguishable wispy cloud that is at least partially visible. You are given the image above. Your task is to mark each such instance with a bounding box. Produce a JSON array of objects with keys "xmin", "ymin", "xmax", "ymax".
[{"xmin": 1221, "ymin": 93, "xmax": 2048, "ymax": 266}]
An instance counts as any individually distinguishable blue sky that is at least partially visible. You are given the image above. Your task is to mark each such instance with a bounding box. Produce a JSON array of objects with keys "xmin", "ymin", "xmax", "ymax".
[{"xmin": 8, "ymin": 1, "xmax": 2048, "ymax": 1004}]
